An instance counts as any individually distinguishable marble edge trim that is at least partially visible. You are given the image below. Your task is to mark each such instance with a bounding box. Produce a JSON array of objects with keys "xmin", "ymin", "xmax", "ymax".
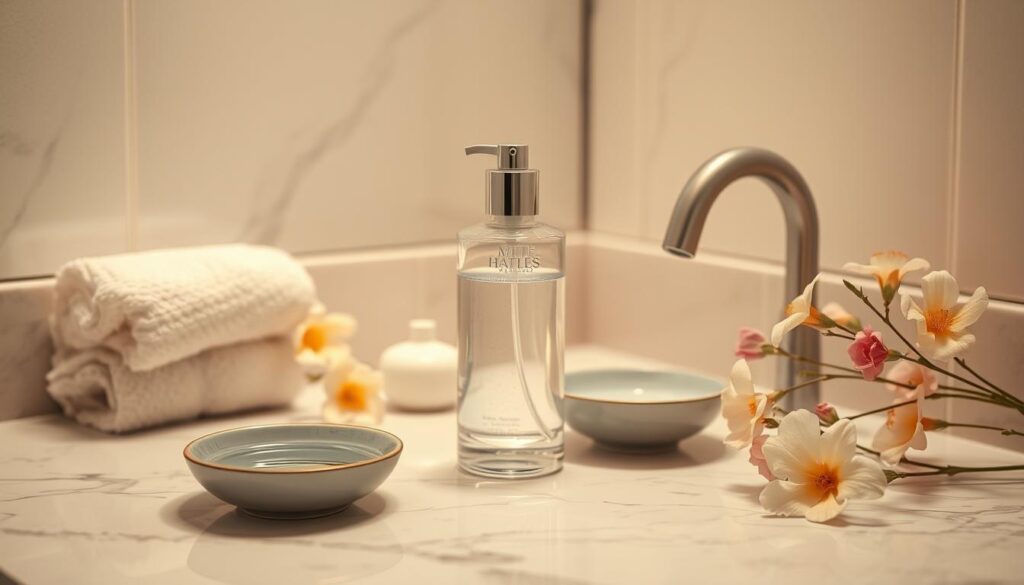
[{"xmin": 182, "ymin": 422, "xmax": 404, "ymax": 474}]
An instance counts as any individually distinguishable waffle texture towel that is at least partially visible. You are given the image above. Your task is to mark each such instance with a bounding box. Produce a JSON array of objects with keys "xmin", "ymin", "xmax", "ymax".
[
  {"xmin": 51, "ymin": 244, "xmax": 316, "ymax": 371},
  {"xmin": 46, "ymin": 338, "xmax": 303, "ymax": 433}
]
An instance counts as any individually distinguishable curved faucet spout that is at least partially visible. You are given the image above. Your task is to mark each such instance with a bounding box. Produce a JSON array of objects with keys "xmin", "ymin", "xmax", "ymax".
[{"xmin": 662, "ymin": 147, "xmax": 820, "ymax": 411}]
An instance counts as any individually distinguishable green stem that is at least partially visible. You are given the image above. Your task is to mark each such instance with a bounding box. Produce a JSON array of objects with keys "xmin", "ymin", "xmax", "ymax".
[
  {"xmin": 891, "ymin": 464, "xmax": 1024, "ymax": 479},
  {"xmin": 845, "ymin": 397, "xmax": 916, "ymax": 420},
  {"xmin": 834, "ymin": 322, "xmax": 859, "ymax": 336},
  {"xmin": 774, "ymin": 376, "xmax": 831, "ymax": 399},
  {"xmin": 939, "ymin": 422, "xmax": 1024, "ymax": 437},
  {"xmin": 822, "ymin": 330, "xmax": 857, "ymax": 341},
  {"xmin": 773, "ymin": 348, "xmax": 859, "ymax": 375},
  {"xmin": 955, "ymin": 357, "xmax": 1023, "ymax": 408},
  {"xmin": 843, "ymin": 392, "xmax": 1001, "ymax": 421},
  {"xmin": 856, "ymin": 445, "xmax": 945, "ymax": 470},
  {"xmin": 816, "ymin": 373, "xmax": 995, "ymax": 401}
]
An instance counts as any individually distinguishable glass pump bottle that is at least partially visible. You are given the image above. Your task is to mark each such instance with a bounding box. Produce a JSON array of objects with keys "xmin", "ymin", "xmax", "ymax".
[{"xmin": 457, "ymin": 144, "xmax": 565, "ymax": 479}]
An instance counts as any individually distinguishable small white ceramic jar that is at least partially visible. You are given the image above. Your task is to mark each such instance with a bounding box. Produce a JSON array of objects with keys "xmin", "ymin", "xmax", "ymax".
[{"xmin": 379, "ymin": 319, "xmax": 457, "ymax": 411}]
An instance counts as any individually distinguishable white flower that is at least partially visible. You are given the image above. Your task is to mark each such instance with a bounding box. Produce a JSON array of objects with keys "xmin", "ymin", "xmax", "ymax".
[
  {"xmin": 900, "ymin": 270, "xmax": 988, "ymax": 361},
  {"xmin": 770, "ymin": 276, "xmax": 825, "ymax": 346},
  {"xmin": 821, "ymin": 302, "xmax": 861, "ymax": 331},
  {"xmin": 294, "ymin": 304, "xmax": 358, "ymax": 379},
  {"xmin": 844, "ymin": 251, "xmax": 929, "ymax": 305},
  {"xmin": 884, "ymin": 361, "xmax": 938, "ymax": 399},
  {"xmin": 721, "ymin": 359, "xmax": 770, "ymax": 449},
  {"xmin": 323, "ymin": 361, "xmax": 383, "ymax": 425},
  {"xmin": 760, "ymin": 410, "xmax": 887, "ymax": 523},
  {"xmin": 872, "ymin": 396, "xmax": 927, "ymax": 465}
]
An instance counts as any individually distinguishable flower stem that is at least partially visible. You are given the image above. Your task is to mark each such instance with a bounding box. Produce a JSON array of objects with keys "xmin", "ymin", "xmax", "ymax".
[
  {"xmin": 774, "ymin": 376, "xmax": 831, "ymax": 399},
  {"xmin": 822, "ymin": 330, "xmax": 857, "ymax": 341},
  {"xmin": 773, "ymin": 347, "xmax": 860, "ymax": 375},
  {"xmin": 856, "ymin": 445, "xmax": 946, "ymax": 470},
  {"xmin": 890, "ymin": 464, "xmax": 1024, "ymax": 479},
  {"xmin": 844, "ymin": 398, "xmax": 916, "ymax": 420},
  {"xmin": 842, "ymin": 392, "xmax": 1001, "ymax": 421},
  {"xmin": 938, "ymin": 422, "xmax": 1024, "ymax": 437},
  {"xmin": 955, "ymin": 357, "xmax": 1024, "ymax": 408},
  {"xmin": 833, "ymin": 322, "xmax": 859, "ymax": 336},
  {"xmin": 816, "ymin": 373, "xmax": 1005, "ymax": 403}
]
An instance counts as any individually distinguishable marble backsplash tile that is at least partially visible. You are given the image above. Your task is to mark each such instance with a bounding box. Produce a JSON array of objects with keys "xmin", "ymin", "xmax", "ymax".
[
  {"xmin": 1, "ymin": 0, "xmax": 583, "ymax": 281},
  {"xmin": 0, "ymin": 0, "xmax": 128, "ymax": 280},
  {"xmin": 133, "ymin": 0, "xmax": 582, "ymax": 255}
]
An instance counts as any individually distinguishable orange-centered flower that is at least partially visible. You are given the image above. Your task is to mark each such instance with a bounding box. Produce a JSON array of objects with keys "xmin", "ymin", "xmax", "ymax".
[
  {"xmin": 771, "ymin": 276, "xmax": 826, "ymax": 346},
  {"xmin": 901, "ymin": 270, "xmax": 988, "ymax": 361},
  {"xmin": 335, "ymin": 379, "xmax": 368, "ymax": 411},
  {"xmin": 844, "ymin": 251, "xmax": 930, "ymax": 305},
  {"xmin": 721, "ymin": 359, "xmax": 770, "ymax": 449},
  {"xmin": 807, "ymin": 462, "xmax": 840, "ymax": 500},
  {"xmin": 760, "ymin": 411, "xmax": 887, "ymax": 523},
  {"xmin": 301, "ymin": 325, "xmax": 328, "ymax": 353},
  {"xmin": 872, "ymin": 396, "xmax": 927, "ymax": 465}
]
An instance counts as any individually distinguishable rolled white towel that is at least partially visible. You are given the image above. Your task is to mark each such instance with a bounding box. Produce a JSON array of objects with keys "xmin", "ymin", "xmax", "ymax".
[
  {"xmin": 46, "ymin": 338, "xmax": 303, "ymax": 433},
  {"xmin": 52, "ymin": 244, "xmax": 315, "ymax": 371}
]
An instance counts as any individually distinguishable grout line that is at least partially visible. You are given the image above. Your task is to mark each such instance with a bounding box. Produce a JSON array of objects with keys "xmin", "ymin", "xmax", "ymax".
[
  {"xmin": 122, "ymin": 0, "xmax": 139, "ymax": 252},
  {"xmin": 947, "ymin": 0, "xmax": 966, "ymax": 277}
]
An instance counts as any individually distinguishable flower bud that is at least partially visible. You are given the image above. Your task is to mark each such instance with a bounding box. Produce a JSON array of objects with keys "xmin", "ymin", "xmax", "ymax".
[
  {"xmin": 735, "ymin": 327, "xmax": 768, "ymax": 361},
  {"xmin": 921, "ymin": 417, "xmax": 947, "ymax": 431},
  {"xmin": 815, "ymin": 402, "xmax": 840, "ymax": 425}
]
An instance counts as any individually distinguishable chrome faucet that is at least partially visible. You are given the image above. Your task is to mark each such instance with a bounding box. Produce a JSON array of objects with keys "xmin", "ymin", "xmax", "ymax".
[{"xmin": 662, "ymin": 147, "xmax": 820, "ymax": 411}]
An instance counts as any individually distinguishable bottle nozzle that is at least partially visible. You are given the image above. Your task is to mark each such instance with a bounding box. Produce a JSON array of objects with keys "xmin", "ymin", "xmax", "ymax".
[{"xmin": 464, "ymin": 143, "xmax": 538, "ymax": 216}]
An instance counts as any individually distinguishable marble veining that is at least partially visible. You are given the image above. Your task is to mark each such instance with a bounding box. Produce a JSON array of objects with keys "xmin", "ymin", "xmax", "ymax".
[
  {"xmin": 238, "ymin": 0, "xmax": 439, "ymax": 245},
  {"xmin": 0, "ymin": 347, "xmax": 1022, "ymax": 584}
]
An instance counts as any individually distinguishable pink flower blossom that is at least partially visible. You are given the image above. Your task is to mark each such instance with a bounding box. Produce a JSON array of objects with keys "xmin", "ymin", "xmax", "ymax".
[
  {"xmin": 735, "ymin": 327, "xmax": 768, "ymax": 360},
  {"xmin": 815, "ymin": 402, "xmax": 839, "ymax": 425},
  {"xmin": 847, "ymin": 327, "xmax": 889, "ymax": 381},
  {"xmin": 748, "ymin": 433, "xmax": 774, "ymax": 480}
]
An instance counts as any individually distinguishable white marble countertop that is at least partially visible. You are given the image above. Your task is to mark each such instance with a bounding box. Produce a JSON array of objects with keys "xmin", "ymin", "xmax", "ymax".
[{"xmin": 1, "ymin": 345, "xmax": 1023, "ymax": 584}]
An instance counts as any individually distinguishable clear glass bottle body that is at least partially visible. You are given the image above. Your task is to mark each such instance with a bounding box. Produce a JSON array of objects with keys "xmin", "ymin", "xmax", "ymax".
[{"xmin": 457, "ymin": 215, "xmax": 565, "ymax": 478}]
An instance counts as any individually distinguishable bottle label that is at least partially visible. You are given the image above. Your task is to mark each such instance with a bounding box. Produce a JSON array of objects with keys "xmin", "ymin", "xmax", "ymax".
[{"xmin": 488, "ymin": 245, "xmax": 541, "ymax": 273}]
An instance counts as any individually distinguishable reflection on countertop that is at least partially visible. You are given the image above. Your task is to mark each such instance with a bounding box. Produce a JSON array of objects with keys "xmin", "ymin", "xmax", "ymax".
[{"xmin": 0, "ymin": 345, "xmax": 1022, "ymax": 584}]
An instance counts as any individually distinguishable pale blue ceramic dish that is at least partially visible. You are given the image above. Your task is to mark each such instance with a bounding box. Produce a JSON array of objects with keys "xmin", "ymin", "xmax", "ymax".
[
  {"xmin": 565, "ymin": 369, "xmax": 722, "ymax": 452},
  {"xmin": 184, "ymin": 423, "xmax": 402, "ymax": 519}
]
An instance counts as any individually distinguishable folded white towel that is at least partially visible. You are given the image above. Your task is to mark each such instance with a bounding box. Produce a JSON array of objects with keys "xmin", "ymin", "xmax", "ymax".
[
  {"xmin": 46, "ymin": 338, "xmax": 303, "ymax": 433},
  {"xmin": 51, "ymin": 244, "xmax": 316, "ymax": 371}
]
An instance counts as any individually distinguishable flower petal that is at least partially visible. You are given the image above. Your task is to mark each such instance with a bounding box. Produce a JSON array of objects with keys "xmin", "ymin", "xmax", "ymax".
[
  {"xmin": 763, "ymin": 410, "xmax": 821, "ymax": 479},
  {"xmin": 759, "ymin": 480, "xmax": 817, "ymax": 517},
  {"xmin": 926, "ymin": 332, "xmax": 976, "ymax": 362},
  {"xmin": 729, "ymin": 359, "xmax": 754, "ymax": 395},
  {"xmin": 837, "ymin": 456, "xmax": 886, "ymax": 501},
  {"xmin": 771, "ymin": 312, "xmax": 805, "ymax": 346},
  {"xmin": 819, "ymin": 419, "xmax": 857, "ymax": 466},
  {"xmin": 898, "ymin": 257, "xmax": 930, "ymax": 277},
  {"xmin": 921, "ymin": 270, "xmax": 960, "ymax": 310},
  {"xmin": 908, "ymin": 422, "xmax": 928, "ymax": 451},
  {"xmin": 804, "ymin": 493, "xmax": 847, "ymax": 523},
  {"xmin": 843, "ymin": 262, "xmax": 876, "ymax": 275},
  {"xmin": 901, "ymin": 294, "xmax": 924, "ymax": 321},
  {"xmin": 950, "ymin": 287, "xmax": 988, "ymax": 332}
]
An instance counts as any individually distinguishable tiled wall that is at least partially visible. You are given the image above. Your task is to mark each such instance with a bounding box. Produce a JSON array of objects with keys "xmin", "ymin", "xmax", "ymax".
[
  {"xmin": 0, "ymin": 0, "xmax": 583, "ymax": 280},
  {"xmin": 588, "ymin": 0, "xmax": 1024, "ymax": 450}
]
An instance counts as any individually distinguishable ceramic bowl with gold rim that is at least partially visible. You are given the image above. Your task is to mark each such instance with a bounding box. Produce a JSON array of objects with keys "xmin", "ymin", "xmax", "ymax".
[
  {"xmin": 184, "ymin": 423, "xmax": 402, "ymax": 519},
  {"xmin": 565, "ymin": 369, "xmax": 722, "ymax": 452}
]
